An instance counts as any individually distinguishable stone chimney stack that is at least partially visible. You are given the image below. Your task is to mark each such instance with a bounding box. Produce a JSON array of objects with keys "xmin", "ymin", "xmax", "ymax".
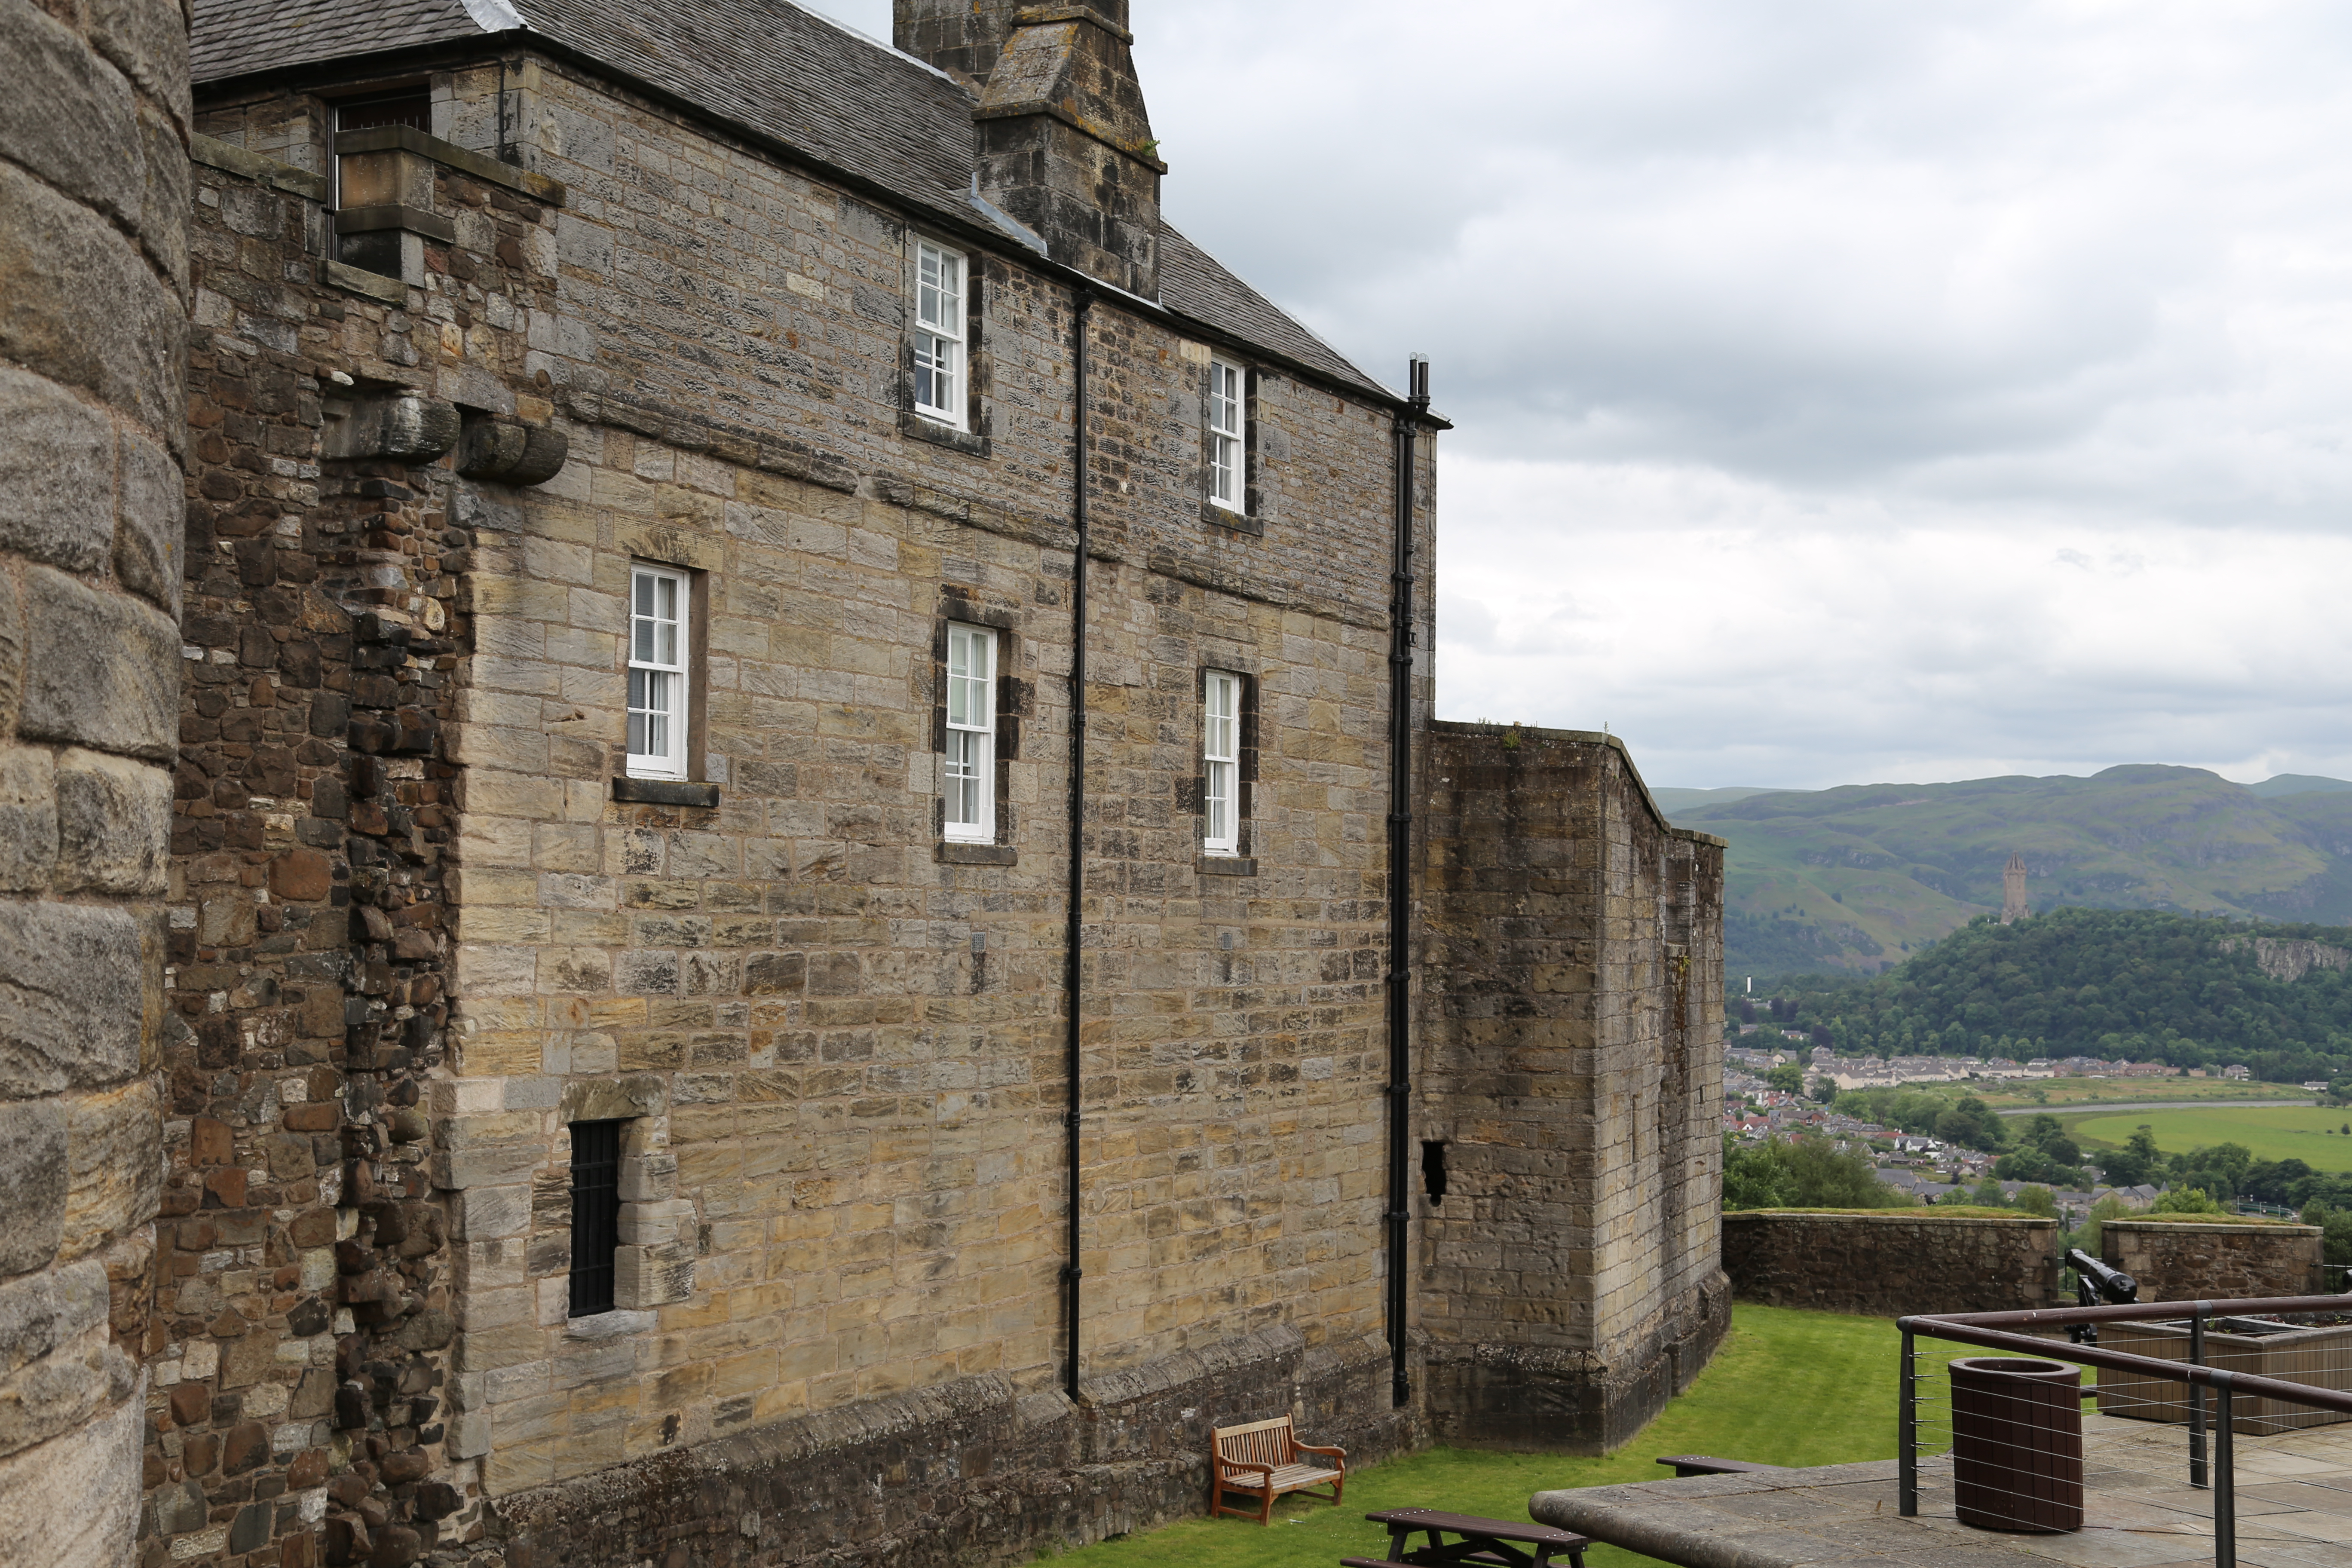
[{"xmin": 896, "ymin": 1, "xmax": 1165, "ymax": 297}]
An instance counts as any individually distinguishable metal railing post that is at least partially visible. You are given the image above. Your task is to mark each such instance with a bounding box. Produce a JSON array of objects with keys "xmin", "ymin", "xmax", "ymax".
[
  {"xmin": 2212, "ymin": 1373, "xmax": 2235, "ymax": 1568},
  {"xmin": 1898, "ymin": 1322, "xmax": 1918, "ymax": 1517},
  {"xmin": 2188, "ymin": 1305, "xmax": 2208, "ymax": 1490}
]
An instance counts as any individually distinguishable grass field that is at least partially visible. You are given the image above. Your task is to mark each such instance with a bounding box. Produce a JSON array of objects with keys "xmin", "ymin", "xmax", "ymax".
[
  {"xmin": 1047, "ymin": 1306, "xmax": 1899, "ymax": 1568},
  {"xmin": 1962, "ymin": 1076, "xmax": 2307, "ymax": 1110},
  {"xmin": 2071, "ymin": 1105, "xmax": 2352, "ymax": 1170}
]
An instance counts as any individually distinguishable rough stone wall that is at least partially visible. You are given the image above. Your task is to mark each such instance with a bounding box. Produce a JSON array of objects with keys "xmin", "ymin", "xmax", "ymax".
[
  {"xmin": 0, "ymin": 0, "xmax": 187, "ymax": 1565},
  {"xmin": 193, "ymin": 42, "xmax": 1435, "ymax": 1552},
  {"xmin": 1415, "ymin": 724, "xmax": 1730, "ymax": 1452},
  {"xmin": 2102, "ymin": 1220, "xmax": 2326, "ymax": 1301},
  {"xmin": 146, "ymin": 122, "xmax": 567, "ymax": 1568},
  {"xmin": 1721, "ymin": 1213, "xmax": 2061, "ymax": 1316}
]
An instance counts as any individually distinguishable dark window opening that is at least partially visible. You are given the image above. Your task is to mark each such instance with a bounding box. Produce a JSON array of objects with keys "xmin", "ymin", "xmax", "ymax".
[
  {"xmin": 335, "ymin": 92, "xmax": 430, "ymax": 138},
  {"xmin": 1421, "ymin": 1140, "xmax": 1449, "ymax": 1207},
  {"xmin": 568, "ymin": 1119, "xmax": 622, "ymax": 1317}
]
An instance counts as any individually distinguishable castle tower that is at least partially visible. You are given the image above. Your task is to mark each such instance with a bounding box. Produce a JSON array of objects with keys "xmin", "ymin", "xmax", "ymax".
[{"xmin": 2002, "ymin": 853, "xmax": 2030, "ymax": 924}]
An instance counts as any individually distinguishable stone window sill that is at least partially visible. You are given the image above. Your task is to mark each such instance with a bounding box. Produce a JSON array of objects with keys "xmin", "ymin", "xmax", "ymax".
[
  {"xmin": 613, "ymin": 777, "xmax": 721, "ymax": 808},
  {"xmin": 938, "ymin": 842, "xmax": 1017, "ymax": 866},
  {"xmin": 563, "ymin": 1308, "xmax": 655, "ymax": 1341},
  {"xmin": 1201, "ymin": 502, "xmax": 1262, "ymax": 537},
  {"xmin": 902, "ymin": 409, "xmax": 990, "ymax": 457},
  {"xmin": 1197, "ymin": 855, "xmax": 1257, "ymax": 876}
]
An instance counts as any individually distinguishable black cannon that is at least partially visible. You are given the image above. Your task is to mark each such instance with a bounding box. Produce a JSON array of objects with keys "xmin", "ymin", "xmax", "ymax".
[{"xmin": 2064, "ymin": 1247, "xmax": 2137, "ymax": 1345}]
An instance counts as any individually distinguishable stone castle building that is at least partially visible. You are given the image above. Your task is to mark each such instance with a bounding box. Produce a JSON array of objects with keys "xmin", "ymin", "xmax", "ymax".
[{"xmin": 3, "ymin": 2, "xmax": 1729, "ymax": 1565}]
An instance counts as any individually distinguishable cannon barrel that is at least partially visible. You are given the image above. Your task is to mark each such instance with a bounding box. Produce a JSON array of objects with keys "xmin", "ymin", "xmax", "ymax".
[{"xmin": 2065, "ymin": 1247, "xmax": 2138, "ymax": 1304}]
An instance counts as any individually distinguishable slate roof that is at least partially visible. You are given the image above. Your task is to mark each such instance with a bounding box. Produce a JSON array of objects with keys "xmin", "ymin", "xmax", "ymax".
[{"xmin": 190, "ymin": 0, "xmax": 1395, "ymax": 401}]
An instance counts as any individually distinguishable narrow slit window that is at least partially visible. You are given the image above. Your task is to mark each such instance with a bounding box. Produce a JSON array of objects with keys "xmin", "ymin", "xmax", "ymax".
[
  {"xmin": 568, "ymin": 1119, "xmax": 622, "ymax": 1318},
  {"xmin": 1208, "ymin": 360, "xmax": 1244, "ymax": 510},
  {"xmin": 914, "ymin": 241, "xmax": 966, "ymax": 427},
  {"xmin": 627, "ymin": 564, "xmax": 689, "ymax": 779},
  {"xmin": 1203, "ymin": 670, "xmax": 1240, "ymax": 854},
  {"xmin": 944, "ymin": 624, "xmax": 995, "ymax": 841}
]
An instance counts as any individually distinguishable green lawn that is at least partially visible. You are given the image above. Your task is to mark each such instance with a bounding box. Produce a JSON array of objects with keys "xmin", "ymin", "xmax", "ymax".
[
  {"xmin": 1969, "ymin": 1076, "xmax": 2309, "ymax": 1110},
  {"xmin": 1048, "ymin": 1307, "xmax": 1899, "ymax": 1568},
  {"xmin": 2072, "ymin": 1105, "xmax": 2352, "ymax": 1171}
]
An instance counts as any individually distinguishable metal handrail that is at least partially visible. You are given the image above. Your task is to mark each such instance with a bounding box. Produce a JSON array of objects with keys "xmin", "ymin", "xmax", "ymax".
[{"xmin": 1897, "ymin": 1291, "xmax": 2352, "ymax": 1568}]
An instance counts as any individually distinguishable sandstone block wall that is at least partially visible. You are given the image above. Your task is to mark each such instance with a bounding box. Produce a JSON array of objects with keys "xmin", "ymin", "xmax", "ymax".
[
  {"xmin": 0, "ymin": 1, "xmax": 187, "ymax": 1565},
  {"xmin": 2102, "ymin": 1220, "xmax": 2326, "ymax": 1302},
  {"xmin": 1722, "ymin": 1213, "xmax": 2061, "ymax": 1317},
  {"xmin": 1415, "ymin": 724, "xmax": 1731, "ymax": 1452}
]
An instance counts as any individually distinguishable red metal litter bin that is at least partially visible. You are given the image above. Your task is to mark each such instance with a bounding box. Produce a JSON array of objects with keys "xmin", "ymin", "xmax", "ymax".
[{"xmin": 1949, "ymin": 1356, "xmax": 2084, "ymax": 1532}]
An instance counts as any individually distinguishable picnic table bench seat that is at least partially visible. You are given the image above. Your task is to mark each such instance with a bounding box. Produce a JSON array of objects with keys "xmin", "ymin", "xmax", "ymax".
[{"xmin": 1210, "ymin": 1415, "xmax": 1346, "ymax": 1523}]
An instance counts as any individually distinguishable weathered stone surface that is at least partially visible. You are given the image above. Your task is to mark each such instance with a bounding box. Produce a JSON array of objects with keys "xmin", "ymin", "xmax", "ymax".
[
  {"xmin": 0, "ymin": 1100, "xmax": 69, "ymax": 1276},
  {"xmin": 20, "ymin": 567, "xmax": 176, "ymax": 761},
  {"xmin": 54, "ymin": 749, "xmax": 169, "ymax": 895},
  {"xmin": 2103, "ymin": 1219, "xmax": 2325, "ymax": 1300},
  {"xmin": 0, "ymin": 1, "xmax": 143, "ymax": 228},
  {"xmin": 0, "ymin": 1378, "xmax": 141, "ymax": 1568},
  {"xmin": 0, "ymin": 162, "xmax": 182, "ymax": 436},
  {"xmin": 0, "ymin": 366, "xmax": 114, "ymax": 576},
  {"xmin": 0, "ymin": 903, "xmax": 143, "ymax": 1097},
  {"xmin": 64, "ymin": 1077, "xmax": 159, "ymax": 1256},
  {"xmin": 0, "ymin": 746, "xmax": 59, "ymax": 893},
  {"xmin": 112, "ymin": 428, "xmax": 182, "ymax": 616},
  {"xmin": 1722, "ymin": 1211, "xmax": 2061, "ymax": 1316}
]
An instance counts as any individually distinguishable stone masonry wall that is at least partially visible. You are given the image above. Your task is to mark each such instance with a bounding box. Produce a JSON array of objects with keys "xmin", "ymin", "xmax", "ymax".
[
  {"xmin": 2102, "ymin": 1220, "xmax": 2326, "ymax": 1301},
  {"xmin": 147, "ymin": 122, "xmax": 568, "ymax": 1568},
  {"xmin": 1722, "ymin": 1213, "xmax": 2061, "ymax": 1316},
  {"xmin": 190, "ymin": 38, "xmax": 1439, "ymax": 1556},
  {"xmin": 0, "ymin": 0, "xmax": 187, "ymax": 1565},
  {"xmin": 1415, "ymin": 724, "xmax": 1731, "ymax": 1452}
]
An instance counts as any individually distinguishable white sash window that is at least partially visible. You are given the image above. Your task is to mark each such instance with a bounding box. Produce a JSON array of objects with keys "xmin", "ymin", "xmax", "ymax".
[
  {"xmin": 1208, "ymin": 359, "xmax": 1244, "ymax": 510},
  {"xmin": 627, "ymin": 564, "xmax": 689, "ymax": 779},
  {"xmin": 915, "ymin": 241, "xmax": 966, "ymax": 426},
  {"xmin": 944, "ymin": 624, "xmax": 995, "ymax": 840},
  {"xmin": 1203, "ymin": 670, "xmax": 1240, "ymax": 854}
]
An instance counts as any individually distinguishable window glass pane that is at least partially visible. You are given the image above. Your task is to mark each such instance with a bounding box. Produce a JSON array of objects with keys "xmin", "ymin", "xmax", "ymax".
[
  {"xmin": 656, "ymin": 619, "xmax": 676, "ymax": 666},
  {"xmin": 634, "ymin": 573, "xmax": 653, "ymax": 617}
]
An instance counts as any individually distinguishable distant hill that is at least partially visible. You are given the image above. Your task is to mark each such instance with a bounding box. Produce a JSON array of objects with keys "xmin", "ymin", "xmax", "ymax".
[
  {"xmin": 1773, "ymin": 906, "xmax": 2352, "ymax": 1089},
  {"xmin": 1659, "ymin": 766, "xmax": 2352, "ymax": 981}
]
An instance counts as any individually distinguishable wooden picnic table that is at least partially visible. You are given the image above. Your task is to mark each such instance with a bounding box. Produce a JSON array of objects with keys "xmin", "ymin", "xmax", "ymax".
[{"xmin": 1354, "ymin": 1507, "xmax": 1590, "ymax": 1568}]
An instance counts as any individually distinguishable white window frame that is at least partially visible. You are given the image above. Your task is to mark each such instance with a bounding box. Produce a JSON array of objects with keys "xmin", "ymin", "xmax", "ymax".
[
  {"xmin": 1208, "ymin": 359, "xmax": 1245, "ymax": 511},
  {"xmin": 626, "ymin": 564, "xmax": 690, "ymax": 780},
  {"xmin": 1202, "ymin": 669, "xmax": 1241, "ymax": 855},
  {"xmin": 943, "ymin": 624, "xmax": 996, "ymax": 841},
  {"xmin": 914, "ymin": 239, "xmax": 967, "ymax": 429}
]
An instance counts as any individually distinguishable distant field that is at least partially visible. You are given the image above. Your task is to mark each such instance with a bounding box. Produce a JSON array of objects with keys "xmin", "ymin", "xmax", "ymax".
[
  {"xmin": 1858, "ymin": 1076, "xmax": 2303, "ymax": 1110},
  {"xmin": 2072, "ymin": 1106, "xmax": 2352, "ymax": 1171}
]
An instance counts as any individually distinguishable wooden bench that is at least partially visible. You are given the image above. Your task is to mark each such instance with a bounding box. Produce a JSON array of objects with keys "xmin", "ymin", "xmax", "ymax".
[
  {"xmin": 1654, "ymin": 1455, "xmax": 1792, "ymax": 1478},
  {"xmin": 1210, "ymin": 1415, "xmax": 1346, "ymax": 1524}
]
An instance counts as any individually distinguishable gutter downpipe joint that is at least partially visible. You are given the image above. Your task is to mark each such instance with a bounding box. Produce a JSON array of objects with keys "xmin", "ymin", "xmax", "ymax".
[{"xmin": 1386, "ymin": 355, "xmax": 1429, "ymax": 1408}]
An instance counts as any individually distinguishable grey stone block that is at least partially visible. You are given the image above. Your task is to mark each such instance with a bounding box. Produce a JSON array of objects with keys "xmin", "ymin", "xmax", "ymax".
[
  {"xmin": 88, "ymin": 0, "xmax": 191, "ymax": 120},
  {"xmin": 111, "ymin": 429, "xmax": 182, "ymax": 617},
  {"xmin": 20, "ymin": 567, "xmax": 176, "ymax": 762},
  {"xmin": 0, "ymin": 746, "xmax": 58, "ymax": 893},
  {"xmin": 0, "ymin": 902, "xmax": 143, "ymax": 1098},
  {"xmin": 0, "ymin": 566, "xmax": 18, "ymax": 733},
  {"xmin": 0, "ymin": 1363, "xmax": 141, "ymax": 1568},
  {"xmin": 0, "ymin": 3, "xmax": 141, "ymax": 227},
  {"xmin": 54, "ymin": 750, "xmax": 168, "ymax": 896},
  {"xmin": 0, "ymin": 163, "xmax": 184, "ymax": 439},
  {"xmin": 0, "ymin": 368, "xmax": 113, "ymax": 576},
  {"xmin": 0, "ymin": 1101, "xmax": 67, "ymax": 1278}
]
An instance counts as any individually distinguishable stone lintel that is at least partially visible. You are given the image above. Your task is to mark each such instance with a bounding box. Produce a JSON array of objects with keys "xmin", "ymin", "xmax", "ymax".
[{"xmin": 318, "ymin": 258, "xmax": 408, "ymax": 305}]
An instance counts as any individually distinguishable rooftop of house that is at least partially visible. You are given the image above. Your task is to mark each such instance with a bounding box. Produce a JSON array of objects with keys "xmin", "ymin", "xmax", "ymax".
[{"xmin": 188, "ymin": 0, "xmax": 1398, "ymax": 404}]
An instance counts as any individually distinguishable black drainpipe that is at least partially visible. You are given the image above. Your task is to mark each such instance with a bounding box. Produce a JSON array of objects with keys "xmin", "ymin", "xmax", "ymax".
[
  {"xmin": 1063, "ymin": 288, "xmax": 1094, "ymax": 1402},
  {"xmin": 1386, "ymin": 355, "xmax": 1429, "ymax": 1408}
]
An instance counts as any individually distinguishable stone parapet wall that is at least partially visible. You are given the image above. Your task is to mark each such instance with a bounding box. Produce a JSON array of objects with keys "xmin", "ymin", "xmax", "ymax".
[
  {"xmin": 1722, "ymin": 1213, "xmax": 2060, "ymax": 1317},
  {"xmin": 2101, "ymin": 1220, "xmax": 2326, "ymax": 1302},
  {"xmin": 1415, "ymin": 724, "xmax": 1731, "ymax": 1450},
  {"xmin": 0, "ymin": 0, "xmax": 187, "ymax": 1564}
]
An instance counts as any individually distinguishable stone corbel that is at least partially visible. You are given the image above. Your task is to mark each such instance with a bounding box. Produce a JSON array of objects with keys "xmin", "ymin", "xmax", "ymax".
[
  {"xmin": 456, "ymin": 411, "xmax": 570, "ymax": 486},
  {"xmin": 321, "ymin": 390, "xmax": 461, "ymax": 464}
]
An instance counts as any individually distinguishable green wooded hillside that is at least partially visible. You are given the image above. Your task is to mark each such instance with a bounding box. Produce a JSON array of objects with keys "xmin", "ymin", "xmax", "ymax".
[
  {"xmin": 1774, "ymin": 906, "xmax": 2352, "ymax": 1088},
  {"xmin": 1663, "ymin": 766, "xmax": 2352, "ymax": 980}
]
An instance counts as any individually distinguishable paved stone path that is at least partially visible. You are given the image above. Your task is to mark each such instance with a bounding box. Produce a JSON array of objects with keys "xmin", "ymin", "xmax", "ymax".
[{"xmin": 1530, "ymin": 1411, "xmax": 2352, "ymax": 1568}]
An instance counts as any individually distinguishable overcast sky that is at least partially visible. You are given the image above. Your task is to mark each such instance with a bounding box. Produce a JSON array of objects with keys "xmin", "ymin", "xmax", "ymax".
[{"xmin": 812, "ymin": 0, "xmax": 2352, "ymax": 790}]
